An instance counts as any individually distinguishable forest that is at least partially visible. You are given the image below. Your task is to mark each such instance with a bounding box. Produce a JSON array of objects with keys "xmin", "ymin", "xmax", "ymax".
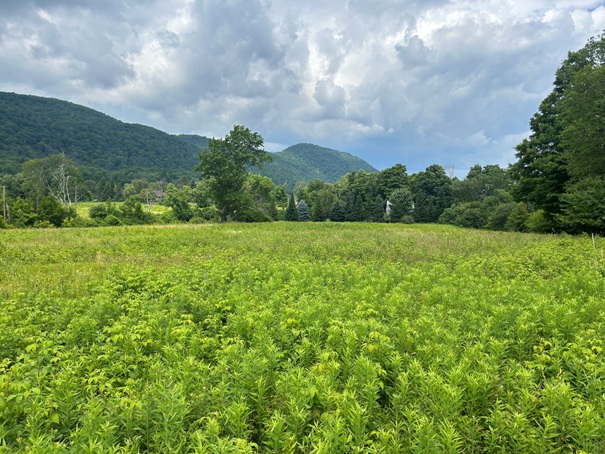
[{"xmin": 2, "ymin": 33, "xmax": 605, "ymax": 234}]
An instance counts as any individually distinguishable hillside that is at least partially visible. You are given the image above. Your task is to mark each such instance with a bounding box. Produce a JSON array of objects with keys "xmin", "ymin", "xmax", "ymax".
[
  {"xmin": 0, "ymin": 92, "xmax": 376, "ymax": 188},
  {"xmin": 0, "ymin": 92, "xmax": 202, "ymax": 184},
  {"xmin": 259, "ymin": 143, "xmax": 377, "ymax": 187}
]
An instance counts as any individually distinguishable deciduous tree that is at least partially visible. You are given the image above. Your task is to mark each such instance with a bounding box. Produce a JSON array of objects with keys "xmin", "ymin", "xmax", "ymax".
[
  {"xmin": 197, "ymin": 125, "xmax": 272, "ymax": 222},
  {"xmin": 510, "ymin": 33, "xmax": 605, "ymax": 230}
]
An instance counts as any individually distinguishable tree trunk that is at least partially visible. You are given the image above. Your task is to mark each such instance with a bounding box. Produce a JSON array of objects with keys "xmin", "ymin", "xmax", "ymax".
[{"xmin": 220, "ymin": 206, "xmax": 228, "ymax": 223}]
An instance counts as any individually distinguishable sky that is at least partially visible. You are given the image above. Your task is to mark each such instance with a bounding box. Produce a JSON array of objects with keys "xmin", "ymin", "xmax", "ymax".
[{"xmin": 1, "ymin": 1, "xmax": 605, "ymax": 176}]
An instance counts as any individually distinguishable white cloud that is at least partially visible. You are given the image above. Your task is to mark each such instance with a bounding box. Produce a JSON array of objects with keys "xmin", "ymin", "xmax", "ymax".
[{"xmin": 0, "ymin": 0, "xmax": 604, "ymax": 170}]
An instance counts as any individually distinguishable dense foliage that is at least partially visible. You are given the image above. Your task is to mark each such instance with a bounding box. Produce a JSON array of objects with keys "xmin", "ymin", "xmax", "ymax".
[
  {"xmin": 3, "ymin": 33, "xmax": 605, "ymax": 234},
  {"xmin": 0, "ymin": 92, "xmax": 202, "ymax": 186},
  {"xmin": 1, "ymin": 224, "xmax": 604, "ymax": 452},
  {"xmin": 510, "ymin": 33, "xmax": 605, "ymax": 233},
  {"xmin": 197, "ymin": 126, "xmax": 273, "ymax": 222},
  {"xmin": 256, "ymin": 143, "xmax": 377, "ymax": 189}
]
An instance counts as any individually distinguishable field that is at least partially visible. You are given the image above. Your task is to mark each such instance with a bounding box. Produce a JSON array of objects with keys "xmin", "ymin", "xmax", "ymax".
[
  {"xmin": 1, "ymin": 223, "xmax": 604, "ymax": 452},
  {"xmin": 74, "ymin": 202, "xmax": 172, "ymax": 219}
]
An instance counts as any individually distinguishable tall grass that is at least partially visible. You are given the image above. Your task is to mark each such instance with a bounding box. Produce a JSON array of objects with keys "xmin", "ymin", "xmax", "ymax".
[{"xmin": 0, "ymin": 223, "xmax": 604, "ymax": 452}]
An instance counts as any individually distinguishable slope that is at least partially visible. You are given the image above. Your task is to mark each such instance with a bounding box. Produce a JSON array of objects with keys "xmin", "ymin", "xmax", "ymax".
[
  {"xmin": 259, "ymin": 143, "xmax": 377, "ymax": 187},
  {"xmin": 0, "ymin": 92, "xmax": 202, "ymax": 184}
]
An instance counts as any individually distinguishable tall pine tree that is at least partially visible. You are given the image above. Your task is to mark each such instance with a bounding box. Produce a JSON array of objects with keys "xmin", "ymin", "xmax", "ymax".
[{"xmin": 285, "ymin": 193, "xmax": 298, "ymax": 221}]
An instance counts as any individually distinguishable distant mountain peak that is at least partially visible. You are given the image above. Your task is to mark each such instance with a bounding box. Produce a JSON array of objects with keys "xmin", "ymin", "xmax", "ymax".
[{"xmin": 258, "ymin": 143, "xmax": 377, "ymax": 189}]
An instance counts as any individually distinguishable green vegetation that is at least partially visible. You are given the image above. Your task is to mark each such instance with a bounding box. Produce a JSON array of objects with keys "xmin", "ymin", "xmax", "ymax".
[
  {"xmin": 1, "ymin": 223, "xmax": 604, "ymax": 452},
  {"xmin": 0, "ymin": 92, "xmax": 201, "ymax": 186},
  {"xmin": 197, "ymin": 126, "xmax": 272, "ymax": 223},
  {"xmin": 510, "ymin": 32, "xmax": 605, "ymax": 233},
  {"xmin": 257, "ymin": 143, "xmax": 378, "ymax": 189},
  {"xmin": 3, "ymin": 33, "xmax": 605, "ymax": 235}
]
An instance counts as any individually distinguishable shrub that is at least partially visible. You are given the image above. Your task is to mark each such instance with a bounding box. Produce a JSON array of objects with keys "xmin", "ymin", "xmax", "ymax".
[
  {"xmin": 234, "ymin": 207, "xmax": 272, "ymax": 222},
  {"xmin": 527, "ymin": 209, "xmax": 551, "ymax": 233},
  {"xmin": 103, "ymin": 214, "xmax": 123, "ymax": 226}
]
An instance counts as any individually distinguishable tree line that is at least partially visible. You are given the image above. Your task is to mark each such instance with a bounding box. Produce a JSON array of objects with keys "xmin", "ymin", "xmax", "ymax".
[
  {"xmin": 0, "ymin": 140, "xmax": 525, "ymax": 231},
  {"xmin": 2, "ymin": 32, "xmax": 605, "ymax": 233}
]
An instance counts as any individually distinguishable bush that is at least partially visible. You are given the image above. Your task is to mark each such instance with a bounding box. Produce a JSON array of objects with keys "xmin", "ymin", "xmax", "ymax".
[
  {"xmin": 527, "ymin": 210, "xmax": 551, "ymax": 233},
  {"xmin": 33, "ymin": 220, "xmax": 55, "ymax": 229},
  {"xmin": 9, "ymin": 198, "xmax": 37, "ymax": 228},
  {"xmin": 505, "ymin": 203, "xmax": 530, "ymax": 232},
  {"xmin": 103, "ymin": 214, "xmax": 123, "ymax": 226},
  {"xmin": 194, "ymin": 206, "xmax": 220, "ymax": 222},
  {"xmin": 234, "ymin": 207, "xmax": 272, "ymax": 223},
  {"xmin": 486, "ymin": 203, "xmax": 515, "ymax": 231},
  {"xmin": 159, "ymin": 211, "xmax": 178, "ymax": 224},
  {"xmin": 63, "ymin": 217, "xmax": 98, "ymax": 228},
  {"xmin": 439, "ymin": 202, "xmax": 487, "ymax": 229},
  {"xmin": 89, "ymin": 203, "xmax": 109, "ymax": 220},
  {"xmin": 38, "ymin": 196, "xmax": 69, "ymax": 227}
]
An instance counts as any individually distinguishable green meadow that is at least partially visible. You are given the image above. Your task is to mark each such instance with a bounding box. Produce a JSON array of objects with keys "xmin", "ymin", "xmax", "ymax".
[{"xmin": 1, "ymin": 223, "xmax": 604, "ymax": 452}]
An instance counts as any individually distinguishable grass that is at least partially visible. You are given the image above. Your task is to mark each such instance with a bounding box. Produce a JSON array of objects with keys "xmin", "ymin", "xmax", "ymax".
[
  {"xmin": 0, "ymin": 223, "xmax": 604, "ymax": 452},
  {"xmin": 75, "ymin": 201, "xmax": 172, "ymax": 219}
]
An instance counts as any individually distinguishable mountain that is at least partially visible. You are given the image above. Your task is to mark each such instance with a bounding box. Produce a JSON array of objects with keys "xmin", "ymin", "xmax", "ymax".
[
  {"xmin": 177, "ymin": 134, "xmax": 209, "ymax": 149},
  {"xmin": 0, "ymin": 91, "xmax": 202, "ymax": 184},
  {"xmin": 0, "ymin": 91, "xmax": 377, "ymax": 188},
  {"xmin": 259, "ymin": 143, "xmax": 377, "ymax": 188}
]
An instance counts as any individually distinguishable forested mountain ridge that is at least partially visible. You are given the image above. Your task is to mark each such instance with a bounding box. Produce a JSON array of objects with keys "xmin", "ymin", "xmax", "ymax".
[
  {"xmin": 0, "ymin": 91, "xmax": 202, "ymax": 184},
  {"xmin": 1, "ymin": 92, "xmax": 376, "ymax": 188},
  {"xmin": 260, "ymin": 143, "xmax": 378, "ymax": 188},
  {"xmin": 178, "ymin": 137, "xmax": 378, "ymax": 188}
]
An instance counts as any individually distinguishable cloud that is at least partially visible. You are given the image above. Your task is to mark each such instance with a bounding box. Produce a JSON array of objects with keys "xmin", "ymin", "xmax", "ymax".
[{"xmin": 1, "ymin": 0, "xmax": 604, "ymax": 171}]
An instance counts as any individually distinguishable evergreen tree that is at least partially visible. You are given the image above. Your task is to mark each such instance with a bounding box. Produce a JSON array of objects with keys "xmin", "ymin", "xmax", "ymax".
[
  {"xmin": 297, "ymin": 199, "xmax": 311, "ymax": 221},
  {"xmin": 285, "ymin": 193, "xmax": 298, "ymax": 221},
  {"xmin": 330, "ymin": 198, "xmax": 347, "ymax": 222},
  {"xmin": 370, "ymin": 194, "xmax": 385, "ymax": 222},
  {"xmin": 344, "ymin": 194, "xmax": 363, "ymax": 221},
  {"xmin": 268, "ymin": 201, "xmax": 278, "ymax": 221}
]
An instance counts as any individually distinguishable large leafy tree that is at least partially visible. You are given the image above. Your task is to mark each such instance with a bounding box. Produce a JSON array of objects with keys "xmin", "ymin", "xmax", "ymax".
[
  {"xmin": 560, "ymin": 63, "xmax": 605, "ymax": 179},
  {"xmin": 378, "ymin": 164, "xmax": 408, "ymax": 199},
  {"xmin": 510, "ymin": 33, "xmax": 605, "ymax": 229},
  {"xmin": 452, "ymin": 164, "xmax": 510, "ymax": 204},
  {"xmin": 164, "ymin": 184, "xmax": 193, "ymax": 222},
  {"xmin": 558, "ymin": 176, "xmax": 605, "ymax": 233},
  {"xmin": 556, "ymin": 62, "xmax": 605, "ymax": 232},
  {"xmin": 299, "ymin": 179, "xmax": 336, "ymax": 222},
  {"xmin": 411, "ymin": 164, "xmax": 452, "ymax": 223},
  {"xmin": 197, "ymin": 125, "xmax": 272, "ymax": 222},
  {"xmin": 388, "ymin": 188, "xmax": 414, "ymax": 222}
]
